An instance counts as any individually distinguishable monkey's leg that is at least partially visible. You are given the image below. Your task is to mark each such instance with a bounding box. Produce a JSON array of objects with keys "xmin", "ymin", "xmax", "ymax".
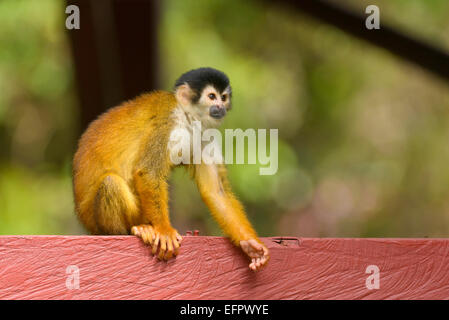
[
  {"xmin": 194, "ymin": 163, "xmax": 270, "ymax": 271},
  {"xmin": 93, "ymin": 174, "xmax": 139, "ymax": 235},
  {"xmin": 131, "ymin": 171, "xmax": 182, "ymax": 260}
]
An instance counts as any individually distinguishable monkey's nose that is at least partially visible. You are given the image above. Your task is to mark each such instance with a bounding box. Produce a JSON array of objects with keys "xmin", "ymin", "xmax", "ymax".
[{"xmin": 209, "ymin": 105, "xmax": 226, "ymax": 119}]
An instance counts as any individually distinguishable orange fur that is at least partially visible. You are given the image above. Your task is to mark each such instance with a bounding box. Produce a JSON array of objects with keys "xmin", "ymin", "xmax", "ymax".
[
  {"xmin": 73, "ymin": 91, "xmax": 177, "ymax": 235},
  {"xmin": 191, "ymin": 163, "xmax": 258, "ymax": 245},
  {"xmin": 73, "ymin": 90, "xmax": 260, "ymax": 248}
]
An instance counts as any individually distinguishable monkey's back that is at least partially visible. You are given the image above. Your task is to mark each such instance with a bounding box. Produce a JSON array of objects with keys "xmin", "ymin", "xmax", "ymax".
[{"xmin": 72, "ymin": 90, "xmax": 177, "ymax": 223}]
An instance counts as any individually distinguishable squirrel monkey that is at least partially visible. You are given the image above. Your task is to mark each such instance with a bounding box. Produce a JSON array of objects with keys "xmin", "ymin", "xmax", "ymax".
[{"xmin": 73, "ymin": 67, "xmax": 270, "ymax": 271}]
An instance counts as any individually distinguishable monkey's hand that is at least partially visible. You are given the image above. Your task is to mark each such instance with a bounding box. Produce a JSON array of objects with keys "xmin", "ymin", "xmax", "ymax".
[
  {"xmin": 240, "ymin": 239, "xmax": 270, "ymax": 272},
  {"xmin": 131, "ymin": 224, "xmax": 182, "ymax": 260}
]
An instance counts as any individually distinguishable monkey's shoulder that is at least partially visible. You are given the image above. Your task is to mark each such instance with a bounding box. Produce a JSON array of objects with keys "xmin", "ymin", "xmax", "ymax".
[
  {"xmin": 131, "ymin": 90, "xmax": 178, "ymax": 117},
  {"xmin": 75, "ymin": 90, "xmax": 177, "ymax": 159},
  {"xmin": 96, "ymin": 90, "xmax": 177, "ymax": 126}
]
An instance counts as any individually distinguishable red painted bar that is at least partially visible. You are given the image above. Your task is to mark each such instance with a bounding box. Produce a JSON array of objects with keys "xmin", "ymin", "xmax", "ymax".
[{"xmin": 0, "ymin": 236, "xmax": 448, "ymax": 299}]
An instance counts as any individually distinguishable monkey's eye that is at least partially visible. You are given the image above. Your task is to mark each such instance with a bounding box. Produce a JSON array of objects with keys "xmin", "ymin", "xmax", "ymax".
[
  {"xmin": 221, "ymin": 94, "xmax": 227, "ymax": 102},
  {"xmin": 208, "ymin": 93, "xmax": 216, "ymax": 100}
]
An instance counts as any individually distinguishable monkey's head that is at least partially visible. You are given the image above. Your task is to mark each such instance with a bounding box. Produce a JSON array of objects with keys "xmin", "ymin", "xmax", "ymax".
[{"xmin": 174, "ymin": 67, "xmax": 232, "ymax": 127}]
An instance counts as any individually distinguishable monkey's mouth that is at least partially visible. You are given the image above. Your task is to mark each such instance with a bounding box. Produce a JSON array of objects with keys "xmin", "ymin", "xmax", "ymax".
[{"xmin": 209, "ymin": 105, "xmax": 226, "ymax": 119}]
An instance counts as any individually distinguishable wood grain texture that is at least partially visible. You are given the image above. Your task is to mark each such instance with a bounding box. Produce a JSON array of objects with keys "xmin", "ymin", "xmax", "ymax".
[{"xmin": 0, "ymin": 236, "xmax": 449, "ymax": 299}]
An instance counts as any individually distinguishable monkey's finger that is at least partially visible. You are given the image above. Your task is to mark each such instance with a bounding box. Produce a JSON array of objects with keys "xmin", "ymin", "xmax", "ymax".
[
  {"xmin": 158, "ymin": 237, "xmax": 167, "ymax": 260},
  {"xmin": 262, "ymin": 246, "xmax": 270, "ymax": 262},
  {"xmin": 255, "ymin": 258, "xmax": 262, "ymax": 269},
  {"xmin": 131, "ymin": 226, "xmax": 140, "ymax": 236},
  {"xmin": 249, "ymin": 259, "xmax": 257, "ymax": 272},
  {"xmin": 171, "ymin": 235, "xmax": 180, "ymax": 256},
  {"xmin": 261, "ymin": 244, "xmax": 269, "ymax": 255},
  {"xmin": 145, "ymin": 228, "xmax": 154, "ymax": 246},
  {"xmin": 176, "ymin": 233, "xmax": 183, "ymax": 244},
  {"xmin": 152, "ymin": 234, "xmax": 160, "ymax": 255},
  {"xmin": 141, "ymin": 229, "xmax": 151, "ymax": 244},
  {"xmin": 148, "ymin": 228, "xmax": 155, "ymax": 243},
  {"xmin": 165, "ymin": 237, "xmax": 174, "ymax": 260}
]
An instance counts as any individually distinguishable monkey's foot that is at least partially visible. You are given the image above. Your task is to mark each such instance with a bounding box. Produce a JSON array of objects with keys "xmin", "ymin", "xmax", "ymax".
[
  {"xmin": 131, "ymin": 224, "xmax": 182, "ymax": 260},
  {"xmin": 240, "ymin": 239, "xmax": 270, "ymax": 272}
]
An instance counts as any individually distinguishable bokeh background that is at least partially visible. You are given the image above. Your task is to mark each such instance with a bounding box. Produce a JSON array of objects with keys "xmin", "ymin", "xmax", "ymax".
[{"xmin": 1, "ymin": 0, "xmax": 449, "ymax": 237}]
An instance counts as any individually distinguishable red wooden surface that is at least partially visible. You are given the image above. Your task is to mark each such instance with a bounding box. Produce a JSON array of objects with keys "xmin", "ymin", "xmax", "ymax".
[{"xmin": 0, "ymin": 236, "xmax": 449, "ymax": 299}]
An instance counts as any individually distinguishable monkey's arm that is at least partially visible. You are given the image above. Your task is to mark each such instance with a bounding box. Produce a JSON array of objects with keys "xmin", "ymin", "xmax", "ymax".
[
  {"xmin": 193, "ymin": 163, "xmax": 269, "ymax": 271},
  {"xmin": 132, "ymin": 169, "xmax": 182, "ymax": 260}
]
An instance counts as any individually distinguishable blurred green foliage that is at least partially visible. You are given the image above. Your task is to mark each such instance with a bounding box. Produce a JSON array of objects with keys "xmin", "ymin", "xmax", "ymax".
[
  {"xmin": 1, "ymin": 0, "xmax": 449, "ymax": 238},
  {"xmin": 0, "ymin": 0, "xmax": 80, "ymax": 234}
]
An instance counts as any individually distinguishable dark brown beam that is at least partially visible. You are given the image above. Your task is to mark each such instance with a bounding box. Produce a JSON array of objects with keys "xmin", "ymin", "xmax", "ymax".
[
  {"xmin": 269, "ymin": 0, "xmax": 449, "ymax": 82},
  {"xmin": 66, "ymin": 0, "xmax": 159, "ymax": 133}
]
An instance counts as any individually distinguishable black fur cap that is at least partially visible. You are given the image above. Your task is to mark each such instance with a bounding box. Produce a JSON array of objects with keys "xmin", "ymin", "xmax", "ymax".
[{"xmin": 174, "ymin": 67, "xmax": 231, "ymax": 103}]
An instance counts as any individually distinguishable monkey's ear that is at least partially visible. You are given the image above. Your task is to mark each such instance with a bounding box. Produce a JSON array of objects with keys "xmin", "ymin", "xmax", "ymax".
[{"xmin": 175, "ymin": 83, "xmax": 195, "ymax": 106}]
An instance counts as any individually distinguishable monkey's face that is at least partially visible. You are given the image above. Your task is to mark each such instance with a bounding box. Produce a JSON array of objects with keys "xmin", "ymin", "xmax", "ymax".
[
  {"xmin": 174, "ymin": 68, "xmax": 232, "ymax": 128},
  {"xmin": 195, "ymin": 85, "xmax": 232, "ymax": 126}
]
